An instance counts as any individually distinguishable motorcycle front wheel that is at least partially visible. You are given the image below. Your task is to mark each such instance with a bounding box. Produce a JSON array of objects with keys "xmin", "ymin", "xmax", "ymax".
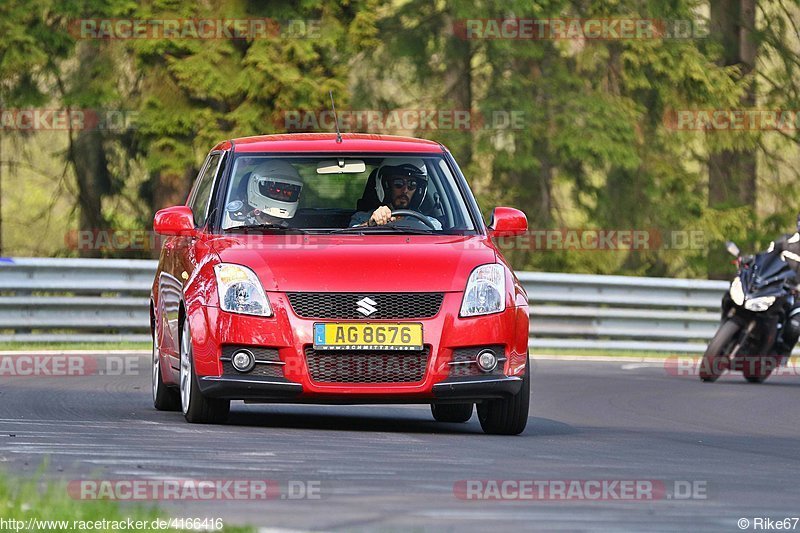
[
  {"xmin": 741, "ymin": 354, "xmax": 780, "ymax": 383},
  {"xmin": 699, "ymin": 320, "xmax": 740, "ymax": 382}
]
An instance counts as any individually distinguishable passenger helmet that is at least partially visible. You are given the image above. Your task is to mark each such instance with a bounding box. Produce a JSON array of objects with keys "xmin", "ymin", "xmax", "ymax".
[{"xmin": 246, "ymin": 160, "xmax": 303, "ymax": 219}]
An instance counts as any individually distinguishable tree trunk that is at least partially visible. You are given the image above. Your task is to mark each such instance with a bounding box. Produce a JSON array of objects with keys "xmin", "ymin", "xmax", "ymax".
[
  {"xmin": 707, "ymin": 0, "xmax": 757, "ymax": 279},
  {"xmin": 70, "ymin": 128, "xmax": 111, "ymax": 257},
  {"xmin": 153, "ymin": 168, "xmax": 195, "ymax": 211},
  {"xmin": 443, "ymin": 29, "xmax": 473, "ymax": 165}
]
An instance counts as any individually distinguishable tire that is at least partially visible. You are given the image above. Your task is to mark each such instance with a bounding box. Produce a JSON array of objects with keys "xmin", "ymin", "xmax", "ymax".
[
  {"xmin": 431, "ymin": 403, "xmax": 473, "ymax": 423},
  {"xmin": 180, "ymin": 319, "xmax": 230, "ymax": 424},
  {"xmin": 742, "ymin": 355, "xmax": 778, "ymax": 384},
  {"xmin": 477, "ymin": 362, "xmax": 530, "ymax": 435},
  {"xmin": 152, "ymin": 331, "xmax": 180, "ymax": 411},
  {"xmin": 699, "ymin": 320, "xmax": 740, "ymax": 382}
]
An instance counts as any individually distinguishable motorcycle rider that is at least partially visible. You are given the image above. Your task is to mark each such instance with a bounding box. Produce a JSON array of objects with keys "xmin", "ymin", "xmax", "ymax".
[{"xmin": 766, "ymin": 214, "xmax": 800, "ymax": 356}]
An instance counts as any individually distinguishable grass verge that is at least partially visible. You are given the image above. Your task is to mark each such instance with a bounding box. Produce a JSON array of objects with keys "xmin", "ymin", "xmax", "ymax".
[{"xmin": 0, "ymin": 472, "xmax": 253, "ymax": 532}]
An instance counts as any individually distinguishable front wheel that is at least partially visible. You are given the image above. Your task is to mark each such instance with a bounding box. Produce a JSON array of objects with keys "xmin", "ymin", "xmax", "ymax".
[
  {"xmin": 742, "ymin": 355, "xmax": 780, "ymax": 383},
  {"xmin": 477, "ymin": 363, "xmax": 530, "ymax": 435},
  {"xmin": 699, "ymin": 320, "xmax": 740, "ymax": 382},
  {"xmin": 180, "ymin": 319, "xmax": 230, "ymax": 424}
]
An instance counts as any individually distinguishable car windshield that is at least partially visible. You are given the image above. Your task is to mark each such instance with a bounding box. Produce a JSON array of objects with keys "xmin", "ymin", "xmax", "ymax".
[{"xmin": 220, "ymin": 154, "xmax": 476, "ymax": 234}]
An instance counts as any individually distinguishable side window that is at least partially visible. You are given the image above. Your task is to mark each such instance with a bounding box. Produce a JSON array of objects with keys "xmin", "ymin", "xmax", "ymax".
[{"xmin": 188, "ymin": 153, "xmax": 222, "ymax": 227}]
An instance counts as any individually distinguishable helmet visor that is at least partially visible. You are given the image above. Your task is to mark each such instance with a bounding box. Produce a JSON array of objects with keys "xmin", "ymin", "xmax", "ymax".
[{"xmin": 256, "ymin": 178, "xmax": 301, "ymax": 203}]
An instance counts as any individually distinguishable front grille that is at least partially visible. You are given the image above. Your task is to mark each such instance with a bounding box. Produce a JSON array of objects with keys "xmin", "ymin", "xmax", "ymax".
[
  {"xmin": 287, "ymin": 292, "xmax": 444, "ymax": 320},
  {"xmin": 448, "ymin": 345, "xmax": 506, "ymax": 378},
  {"xmin": 221, "ymin": 346, "xmax": 284, "ymax": 378},
  {"xmin": 304, "ymin": 346, "xmax": 430, "ymax": 383}
]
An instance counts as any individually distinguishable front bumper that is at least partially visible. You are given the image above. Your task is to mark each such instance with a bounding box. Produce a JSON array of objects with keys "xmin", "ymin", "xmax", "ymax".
[
  {"xmin": 186, "ymin": 291, "xmax": 529, "ymax": 402},
  {"xmin": 197, "ymin": 374, "xmax": 523, "ymax": 404},
  {"xmin": 198, "ymin": 376, "xmax": 302, "ymax": 400},
  {"xmin": 432, "ymin": 375, "xmax": 523, "ymax": 401}
]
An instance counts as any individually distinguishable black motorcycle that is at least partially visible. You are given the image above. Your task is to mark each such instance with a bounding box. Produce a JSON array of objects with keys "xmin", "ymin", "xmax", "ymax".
[{"xmin": 700, "ymin": 241, "xmax": 798, "ymax": 383}]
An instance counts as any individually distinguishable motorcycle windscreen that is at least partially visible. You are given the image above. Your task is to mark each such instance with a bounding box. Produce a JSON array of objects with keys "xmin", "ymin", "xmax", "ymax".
[{"xmin": 750, "ymin": 251, "xmax": 795, "ymax": 288}]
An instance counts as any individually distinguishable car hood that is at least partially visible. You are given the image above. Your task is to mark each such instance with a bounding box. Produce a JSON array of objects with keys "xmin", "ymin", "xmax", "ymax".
[{"xmin": 208, "ymin": 234, "xmax": 496, "ymax": 292}]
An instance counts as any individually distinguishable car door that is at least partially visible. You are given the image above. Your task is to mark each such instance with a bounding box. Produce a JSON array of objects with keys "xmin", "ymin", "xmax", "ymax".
[
  {"xmin": 158, "ymin": 152, "xmax": 223, "ymax": 370},
  {"xmin": 173, "ymin": 150, "xmax": 226, "ymax": 311}
]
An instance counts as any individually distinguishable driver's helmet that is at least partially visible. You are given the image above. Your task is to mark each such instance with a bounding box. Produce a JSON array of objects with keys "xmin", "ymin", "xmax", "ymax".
[
  {"xmin": 376, "ymin": 157, "xmax": 428, "ymax": 210},
  {"xmin": 246, "ymin": 160, "xmax": 303, "ymax": 219}
]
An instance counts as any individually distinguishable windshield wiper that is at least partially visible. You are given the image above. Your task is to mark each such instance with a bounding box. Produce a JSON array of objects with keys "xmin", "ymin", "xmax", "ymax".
[
  {"xmin": 327, "ymin": 225, "xmax": 438, "ymax": 235},
  {"xmin": 224, "ymin": 223, "xmax": 307, "ymax": 234}
]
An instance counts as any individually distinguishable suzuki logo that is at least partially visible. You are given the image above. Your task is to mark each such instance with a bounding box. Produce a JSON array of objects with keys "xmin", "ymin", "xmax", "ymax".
[{"xmin": 356, "ymin": 297, "xmax": 378, "ymax": 316}]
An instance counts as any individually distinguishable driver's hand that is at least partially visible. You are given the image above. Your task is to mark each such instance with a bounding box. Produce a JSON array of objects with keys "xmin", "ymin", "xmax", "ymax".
[{"xmin": 368, "ymin": 206, "xmax": 396, "ymax": 226}]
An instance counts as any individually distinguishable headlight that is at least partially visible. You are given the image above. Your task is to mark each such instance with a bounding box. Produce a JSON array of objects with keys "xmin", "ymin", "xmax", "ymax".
[
  {"xmin": 729, "ymin": 276, "xmax": 744, "ymax": 306},
  {"xmin": 744, "ymin": 296, "xmax": 776, "ymax": 312},
  {"xmin": 214, "ymin": 263, "xmax": 272, "ymax": 316},
  {"xmin": 460, "ymin": 264, "xmax": 506, "ymax": 317}
]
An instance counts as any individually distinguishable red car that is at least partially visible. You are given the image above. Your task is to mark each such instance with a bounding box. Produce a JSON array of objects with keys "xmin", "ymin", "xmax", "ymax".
[{"xmin": 150, "ymin": 133, "xmax": 530, "ymax": 434}]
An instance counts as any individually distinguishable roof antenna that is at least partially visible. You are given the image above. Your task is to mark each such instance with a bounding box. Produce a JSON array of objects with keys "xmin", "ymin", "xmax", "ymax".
[{"xmin": 329, "ymin": 90, "xmax": 342, "ymax": 143}]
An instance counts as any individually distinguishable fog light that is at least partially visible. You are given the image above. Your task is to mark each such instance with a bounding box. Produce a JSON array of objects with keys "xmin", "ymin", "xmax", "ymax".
[
  {"xmin": 231, "ymin": 350, "xmax": 255, "ymax": 373},
  {"xmin": 476, "ymin": 350, "xmax": 498, "ymax": 372}
]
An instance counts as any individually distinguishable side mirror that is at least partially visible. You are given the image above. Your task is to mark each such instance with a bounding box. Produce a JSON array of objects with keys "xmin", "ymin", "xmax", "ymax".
[
  {"xmin": 154, "ymin": 206, "xmax": 196, "ymax": 236},
  {"xmin": 488, "ymin": 207, "xmax": 528, "ymax": 238},
  {"xmin": 725, "ymin": 240, "xmax": 740, "ymax": 258}
]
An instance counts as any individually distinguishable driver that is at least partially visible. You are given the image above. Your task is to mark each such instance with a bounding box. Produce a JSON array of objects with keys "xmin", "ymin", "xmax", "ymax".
[
  {"xmin": 228, "ymin": 159, "xmax": 303, "ymax": 226},
  {"xmin": 349, "ymin": 158, "xmax": 442, "ymax": 229}
]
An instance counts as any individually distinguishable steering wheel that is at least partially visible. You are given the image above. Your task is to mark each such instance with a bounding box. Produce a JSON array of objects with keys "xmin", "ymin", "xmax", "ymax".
[{"xmin": 391, "ymin": 209, "xmax": 437, "ymax": 229}]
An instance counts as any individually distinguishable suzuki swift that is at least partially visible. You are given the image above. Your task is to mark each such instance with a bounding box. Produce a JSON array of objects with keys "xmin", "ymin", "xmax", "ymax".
[{"xmin": 151, "ymin": 133, "xmax": 530, "ymax": 434}]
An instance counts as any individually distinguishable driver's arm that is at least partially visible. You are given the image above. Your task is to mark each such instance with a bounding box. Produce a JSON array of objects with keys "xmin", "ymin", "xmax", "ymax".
[{"xmin": 351, "ymin": 206, "xmax": 442, "ymax": 228}]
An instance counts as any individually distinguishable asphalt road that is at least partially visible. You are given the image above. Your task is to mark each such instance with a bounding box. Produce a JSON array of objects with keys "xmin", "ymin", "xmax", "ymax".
[{"xmin": 1, "ymin": 354, "xmax": 799, "ymax": 532}]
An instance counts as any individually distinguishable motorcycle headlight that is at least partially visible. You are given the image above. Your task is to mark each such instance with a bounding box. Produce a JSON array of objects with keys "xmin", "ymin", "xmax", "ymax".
[
  {"xmin": 214, "ymin": 263, "xmax": 272, "ymax": 316},
  {"xmin": 729, "ymin": 276, "xmax": 744, "ymax": 306},
  {"xmin": 460, "ymin": 264, "xmax": 506, "ymax": 317},
  {"xmin": 744, "ymin": 296, "xmax": 776, "ymax": 312}
]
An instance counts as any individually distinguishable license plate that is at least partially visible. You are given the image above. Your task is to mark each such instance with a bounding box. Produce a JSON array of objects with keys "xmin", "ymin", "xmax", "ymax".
[{"xmin": 313, "ymin": 323, "xmax": 423, "ymax": 350}]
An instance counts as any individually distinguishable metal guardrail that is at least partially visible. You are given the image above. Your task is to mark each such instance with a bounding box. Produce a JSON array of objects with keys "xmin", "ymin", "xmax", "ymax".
[{"xmin": 0, "ymin": 258, "xmax": 730, "ymax": 351}]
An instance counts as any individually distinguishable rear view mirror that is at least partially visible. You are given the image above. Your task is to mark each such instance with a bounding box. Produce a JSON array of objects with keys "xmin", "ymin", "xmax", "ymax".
[
  {"xmin": 316, "ymin": 159, "xmax": 366, "ymax": 174},
  {"xmin": 725, "ymin": 241, "xmax": 740, "ymax": 257}
]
